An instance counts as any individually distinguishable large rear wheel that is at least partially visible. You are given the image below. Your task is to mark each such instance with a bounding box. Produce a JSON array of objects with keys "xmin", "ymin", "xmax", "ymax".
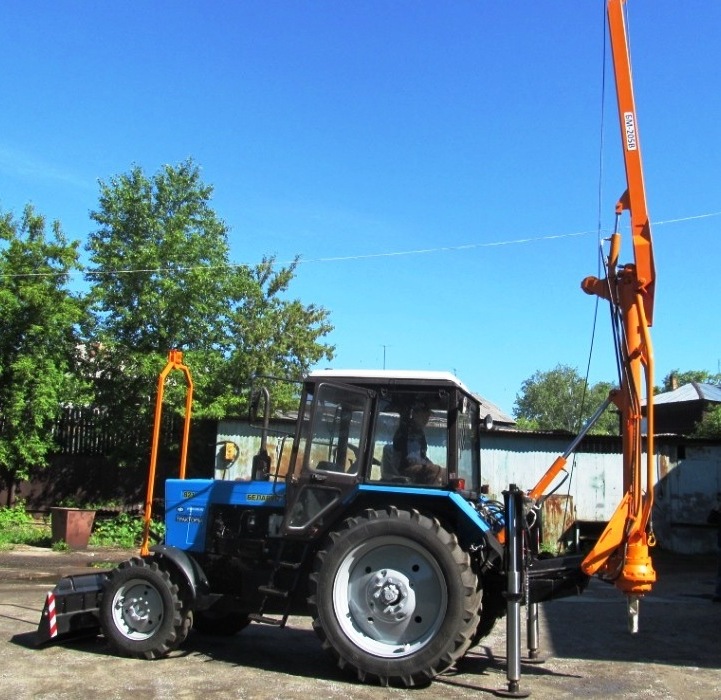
[
  {"xmin": 309, "ymin": 507, "xmax": 480, "ymax": 686},
  {"xmin": 100, "ymin": 556, "xmax": 191, "ymax": 659}
]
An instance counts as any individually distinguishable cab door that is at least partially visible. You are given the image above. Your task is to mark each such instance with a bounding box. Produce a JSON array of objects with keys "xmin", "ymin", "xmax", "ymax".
[{"xmin": 281, "ymin": 381, "xmax": 374, "ymax": 538}]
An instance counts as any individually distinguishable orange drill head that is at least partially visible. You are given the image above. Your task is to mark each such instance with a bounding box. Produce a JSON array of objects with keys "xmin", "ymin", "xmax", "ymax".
[{"xmin": 615, "ymin": 539, "xmax": 656, "ymax": 595}]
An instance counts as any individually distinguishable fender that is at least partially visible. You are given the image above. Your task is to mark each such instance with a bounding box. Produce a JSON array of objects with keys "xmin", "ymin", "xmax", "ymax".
[{"xmin": 149, "ymin": 544, "xmax": 211, "ymax": 603}]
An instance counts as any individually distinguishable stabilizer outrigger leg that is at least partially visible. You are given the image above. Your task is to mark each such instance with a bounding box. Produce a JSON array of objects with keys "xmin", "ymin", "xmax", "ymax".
[
  {"xmin": 495, "ymin": 484, "xmax": 531, "ymax": 699},
  {"xmin": 524, "ymin": 602, "xmax": 544, "ymax": 664}
]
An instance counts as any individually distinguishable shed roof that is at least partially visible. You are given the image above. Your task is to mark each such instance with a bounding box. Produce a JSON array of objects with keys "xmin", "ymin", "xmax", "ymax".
[
  {"xmin": 472, "ymin": 393, "xmax": 515, "ymax": 426},
  {"xmin": 652, "ymin": 382, "xmax": 721, "ymax": 405}
]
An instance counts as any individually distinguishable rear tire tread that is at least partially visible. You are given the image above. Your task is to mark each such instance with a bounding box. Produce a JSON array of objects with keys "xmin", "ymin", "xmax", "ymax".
[{"xmin": 308, "ymin": 507, "xmax": 480, "ymax": 687}]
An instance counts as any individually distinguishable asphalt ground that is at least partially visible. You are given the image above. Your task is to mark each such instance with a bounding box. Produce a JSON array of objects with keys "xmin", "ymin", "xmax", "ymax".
[{"xmin": 1, "ymin": 545, "xmax": 720, "ymax": 699}]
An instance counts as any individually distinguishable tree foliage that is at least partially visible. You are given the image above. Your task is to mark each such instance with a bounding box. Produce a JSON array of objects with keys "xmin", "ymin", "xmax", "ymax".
[
  {"xmin": 694, "ymin": 405, "xmax": 721, "ymax": 439},
  {"xmin": 204, "ymin": 256, "xmax": 334, "ymax": 416},
  {"xmin": 660, "ymin": 369, "xmax": 721, "ymax": 393},
  {"xmin": 87, "ymin": 160, "xmax": 234, "ymax": 352},
  {"xmin": 513, "ymin": 364, "xmax": 617, "ymax": 435},
  {"xmin": 84, "ymin": 160, "xmax": 334, "ymax": 461},
  {"xmin": 0, "ymin": 206, "xmax": 85, "ymax": 501}
]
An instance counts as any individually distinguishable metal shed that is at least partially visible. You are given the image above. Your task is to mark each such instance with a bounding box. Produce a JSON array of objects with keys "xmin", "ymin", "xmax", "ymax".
[
  {"xmin": 480, "ymin": 430, "xmax": 721, "ymax": 555},
  {"xmin": 212, "ymin": 419, "xmax": 721, "ymax": 555}
]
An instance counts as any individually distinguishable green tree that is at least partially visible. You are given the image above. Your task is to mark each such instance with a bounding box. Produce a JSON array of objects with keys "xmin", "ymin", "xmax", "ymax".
[
  {"xmin": 0, "ymin": 206, "xmax": 85, "ymax": 504},
  {"xmin": 85, "ymin": 160, "xmax": 333, "ymax": 461},
  {"xmin": 513, "ymin": 364, "xmax": 617, "ymax": 434},
  {"xmin": 660, "ymin": 369, "xmax": 721, "ymax": 393},
  {"xmin": 201, "ymin": 256, "xmax": 334, "ymax": 417},
  {"xmin": 694, "ymin": 405, "xmax": 721, "ymax": 439}
]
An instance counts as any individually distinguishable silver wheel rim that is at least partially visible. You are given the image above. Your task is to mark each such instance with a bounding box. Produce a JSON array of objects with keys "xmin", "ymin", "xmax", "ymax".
[
  {"xmin": 111, "ymin": 577, "xmax": 165, "ymax": 640},
  {"xmin": 332, "ymin": 535, "xmax": 448, "ymax": 658}
]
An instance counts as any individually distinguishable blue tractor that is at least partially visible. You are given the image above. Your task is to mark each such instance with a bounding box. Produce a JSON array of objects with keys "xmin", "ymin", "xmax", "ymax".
[{"xmin": 38, "ymin": 367, "xmax": 587, "ymax": 687}]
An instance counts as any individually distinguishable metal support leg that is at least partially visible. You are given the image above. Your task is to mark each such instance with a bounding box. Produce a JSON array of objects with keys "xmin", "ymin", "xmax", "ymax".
[
  {"xmin": 496, "ymin": 485, "xmax": 530, "ymax": 698},
  {"xmin": 527, "ymin": 602, "xmax": 539, "ymax": 659},
  {"xmin": 523, "ymin": 602, "xmax": 545, "ymax": 664}
]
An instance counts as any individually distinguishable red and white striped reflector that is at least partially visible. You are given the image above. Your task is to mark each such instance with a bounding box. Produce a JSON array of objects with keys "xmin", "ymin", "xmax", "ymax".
[{"xmin": 46, "ymin": 592, "xmax": 58, "ymax": 638}]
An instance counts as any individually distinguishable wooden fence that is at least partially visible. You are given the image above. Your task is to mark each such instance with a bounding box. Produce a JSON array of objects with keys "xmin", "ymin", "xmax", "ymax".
[
  {"xmin": 52, "ymin": 406, "xmax": 127, "ymax": 455},
  {"xmin": 2, "ymin": 408, "xmax": 217, "ymax": 511}
]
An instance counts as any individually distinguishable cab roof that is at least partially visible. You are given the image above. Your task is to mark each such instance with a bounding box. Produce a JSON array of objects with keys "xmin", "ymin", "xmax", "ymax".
[{"xmin": 306, "ymin": 369, "xmax": 472, "ymax": 394}]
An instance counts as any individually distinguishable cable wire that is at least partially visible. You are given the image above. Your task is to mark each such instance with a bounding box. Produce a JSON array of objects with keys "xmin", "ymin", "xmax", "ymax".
[
  {"xmin": 1, "ymin": 210, "xmax": 718, "ymax": 282},
  {"xmin": 557, "ymin": 1, "xmax": 611, "ymax": 553}
]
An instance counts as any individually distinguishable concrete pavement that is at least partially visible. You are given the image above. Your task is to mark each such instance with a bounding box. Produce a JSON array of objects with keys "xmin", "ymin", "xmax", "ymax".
[{"xmin": 1, "ymin": 545, "xmax": 719, "ymax": 699}]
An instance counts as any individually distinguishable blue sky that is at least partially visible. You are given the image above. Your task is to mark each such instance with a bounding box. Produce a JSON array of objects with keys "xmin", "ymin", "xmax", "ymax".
[{"xmin": 1, "ymin": 1, "xmax": 720, "ymax": 416}]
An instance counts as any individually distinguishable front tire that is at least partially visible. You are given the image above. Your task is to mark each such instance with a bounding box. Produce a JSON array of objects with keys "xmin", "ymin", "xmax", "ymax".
[
  {"xmin": 100, "ymin": 556, "xmax": 190, "ymax": 659},
  {"xmin": 308, "ymin": 507, "xmax": 480, "ymax": 687}
]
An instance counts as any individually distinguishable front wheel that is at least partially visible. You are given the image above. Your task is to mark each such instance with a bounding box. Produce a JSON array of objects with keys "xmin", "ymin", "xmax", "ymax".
[
  {"xmin": 308, "ymin": 507, "xmax": 480, "ymax": 687},
  {"xmin": 99, "ymin": 557, "xmax": 191, "ymax": 659}
]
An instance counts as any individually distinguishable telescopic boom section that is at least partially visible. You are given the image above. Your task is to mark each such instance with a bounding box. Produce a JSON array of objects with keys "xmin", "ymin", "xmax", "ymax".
[
  {"xmin": 579, "ymin": 0, "xmax": 656, "ymax": 602},
  {"xmin": 606, "ymin": 0, "xmax": 655, "ymax": 323}
]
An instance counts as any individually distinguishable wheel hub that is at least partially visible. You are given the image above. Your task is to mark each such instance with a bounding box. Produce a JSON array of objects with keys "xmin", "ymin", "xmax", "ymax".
[
  {"xmin": 123, "ymin": 595, "xmax": 153, "ymax": 631},
  {"xmin": 112, "ymin": 582, "xmax": 163, "ymax": 637},
  {"xmin": 330, "ymin": 534, "xmax": 450, "ymax": 659},
  {"xmin": 368, "ymin": 569, "xmax": 415, "ymax": 622}
]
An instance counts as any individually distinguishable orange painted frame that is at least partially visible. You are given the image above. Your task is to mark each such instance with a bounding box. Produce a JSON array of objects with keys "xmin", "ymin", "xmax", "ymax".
[
  {"xmin": 579, "ymin": 0, "xmax": 656, "ymax": 593},
  {"xmin": 140, "ymin": 349, "xmax": 194, "ymax": 556}
]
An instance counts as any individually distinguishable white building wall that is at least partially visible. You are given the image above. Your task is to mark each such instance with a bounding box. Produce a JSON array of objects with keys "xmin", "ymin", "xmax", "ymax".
[
  {"xmin": 653, "ymin": 442, "xmax": 721, "ymax": 554},
  {"xmin": 481, "ymin": 433, "xmax": 721, "ymax": 555},
  {"xmin": 215, "ymin": 419, "xmax": 294, "ymax": 480},
  {"xmin": 480, "ymin": 435, "xmax": 627, "ymax": 522}
]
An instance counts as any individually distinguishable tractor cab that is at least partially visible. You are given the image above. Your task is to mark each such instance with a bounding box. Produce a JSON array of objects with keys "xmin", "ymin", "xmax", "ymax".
[{"xmin": 279, "ymin": 369, "xmax": 483, "ymax": 538}]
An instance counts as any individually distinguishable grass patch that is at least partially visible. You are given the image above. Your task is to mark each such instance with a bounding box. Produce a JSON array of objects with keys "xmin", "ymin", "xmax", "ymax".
[{"xmin": 0, "ymin": 502, "xmax": 52, "ymax": 549}]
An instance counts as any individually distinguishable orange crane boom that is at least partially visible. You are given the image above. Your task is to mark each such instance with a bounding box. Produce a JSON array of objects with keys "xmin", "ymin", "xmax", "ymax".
[
  {"xmin": 528, "ymin": 0, "xmax": 657, "ymax": 627},
  {"xmin": 580, "ymin": 0, "xmax": 656, "ymax": 600}
]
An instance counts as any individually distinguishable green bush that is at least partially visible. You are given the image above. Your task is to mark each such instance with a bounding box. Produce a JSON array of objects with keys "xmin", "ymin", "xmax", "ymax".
[
  {"xmin": 0, "ymin": 503, "xmax": 165, "ymax": 549},
  {"xmin": 90, "ymin": 512, "xmax": 166, "ymax": 549},
  {"xmin": 0, "ymin": 502, "xmax": 51, "ymax": 549}
]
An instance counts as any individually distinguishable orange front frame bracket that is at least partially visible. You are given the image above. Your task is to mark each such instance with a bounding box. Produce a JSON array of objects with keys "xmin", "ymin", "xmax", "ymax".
[{"xmin": 140, "ymin": 349, "xmax": 194, "ymax": 556}]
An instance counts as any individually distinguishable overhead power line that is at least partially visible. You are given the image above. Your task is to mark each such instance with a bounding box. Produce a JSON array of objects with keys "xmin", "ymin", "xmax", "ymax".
[{"xmin": 1, "ymin": 210, "xmax": 720, "ymax": 280}]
